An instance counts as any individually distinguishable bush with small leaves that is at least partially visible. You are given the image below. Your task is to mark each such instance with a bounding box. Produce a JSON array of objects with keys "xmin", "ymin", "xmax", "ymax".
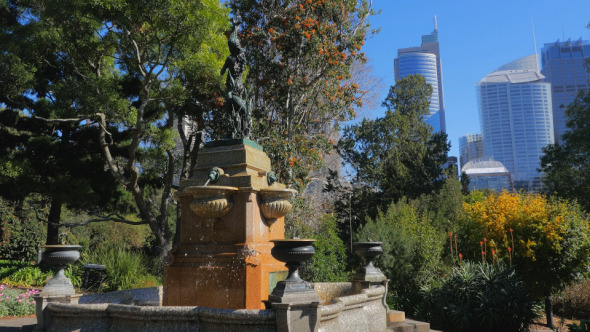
[{"xmin": 421, "ymin": 262, "xmax": 537, "ymax": 332}]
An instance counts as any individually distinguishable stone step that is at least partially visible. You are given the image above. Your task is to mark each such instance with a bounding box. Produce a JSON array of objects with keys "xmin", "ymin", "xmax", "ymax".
[{"xmin": 385, "ymin": 318, "xmax": 439, "ymax": 332}]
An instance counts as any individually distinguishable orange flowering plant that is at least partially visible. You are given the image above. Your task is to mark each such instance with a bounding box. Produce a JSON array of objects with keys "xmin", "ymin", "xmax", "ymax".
[
  {"xmin": 230, "ymin": 0, "xmax": 374, "ymax": 189},
  {"xmin": 459, "ymin": 192, "xmax": 590, "ymax": 298}
]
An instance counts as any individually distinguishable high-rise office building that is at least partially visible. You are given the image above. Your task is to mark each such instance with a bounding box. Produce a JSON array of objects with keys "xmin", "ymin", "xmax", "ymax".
[
  {"xmin": 477, "ymin": 54, "xmax": 554, "ymax": 191},
  {"xmin": 541, "ymin": 39, "xmax": 590, "ymax": 145},
  {"xmin": 459, "ymin": 133, "xmax": 484, "ymax": 171},
  {"xmin": 394, "ymin": 17, "xmax": 446, "ymax": 133}
]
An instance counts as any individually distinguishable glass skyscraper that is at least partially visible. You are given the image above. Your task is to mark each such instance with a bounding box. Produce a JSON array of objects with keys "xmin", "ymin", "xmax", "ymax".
[
  {"xmin": 459, "ymin": 133, "xmax": 484, "ymax": 171},
  {"xmin": 541, "ymin": 39, "xmax": 590, "ymax": 145},
  {"xmin": 477, "ymin": 54, "xmax": 554, "ymax": 191},
  {"xmin": 394, "ymin": 18, "xmax": 446, "ymax": 133}
]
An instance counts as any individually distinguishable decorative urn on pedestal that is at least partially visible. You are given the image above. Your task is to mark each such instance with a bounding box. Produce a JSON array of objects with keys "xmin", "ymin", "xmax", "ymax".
[
  {"xmin": 353, "ymin": 242, "xmax": 387, "ymax": 282},
  {"xmin": 268, "ymin": 239, "xmax": 319, "ymax": 304},
  {"xmin": 39, "ymin": 245, "xmax": 81, "ymax": 296}
]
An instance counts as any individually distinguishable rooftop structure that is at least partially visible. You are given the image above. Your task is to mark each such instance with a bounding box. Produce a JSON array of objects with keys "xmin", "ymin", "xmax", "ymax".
[
  {"xmin": 463, "ymin": 159, "xmax": 513, "ymax": 192},
  {"xmin": 459, "ymin": 133, "xmax": 484, "ymax": 172}
]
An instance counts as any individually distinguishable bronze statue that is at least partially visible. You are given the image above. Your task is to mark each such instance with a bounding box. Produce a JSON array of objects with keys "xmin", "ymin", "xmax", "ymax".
[{"xmin": 220, "ymin": 13, "xmax": 251, "ymax": 139}]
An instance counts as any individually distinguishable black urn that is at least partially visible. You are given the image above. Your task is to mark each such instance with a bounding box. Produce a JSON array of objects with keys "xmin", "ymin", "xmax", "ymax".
[{"xmin": 353, "ymin": 242, "xmax": 386, "ymax": 282}]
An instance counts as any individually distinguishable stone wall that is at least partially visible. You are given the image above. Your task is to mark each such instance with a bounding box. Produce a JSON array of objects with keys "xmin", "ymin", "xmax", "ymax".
[
  {"xmin": 45, "ymin": 303, "xmax": 276, "ymax": 332},
  {"xmin": 42, "ymin": 284, "xmax": 388, "ymax": 332}
]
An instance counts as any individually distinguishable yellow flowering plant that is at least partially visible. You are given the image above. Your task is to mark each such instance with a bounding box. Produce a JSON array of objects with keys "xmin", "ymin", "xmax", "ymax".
[{"xmin": 459, "ymin": 192, "xmax": 590, "ymax": 298}]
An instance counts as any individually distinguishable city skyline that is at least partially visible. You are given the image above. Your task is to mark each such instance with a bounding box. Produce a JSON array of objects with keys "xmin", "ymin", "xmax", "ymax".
[{"xmin": 361, "ymin": 0, "xmax": 590, "ymax": 158}]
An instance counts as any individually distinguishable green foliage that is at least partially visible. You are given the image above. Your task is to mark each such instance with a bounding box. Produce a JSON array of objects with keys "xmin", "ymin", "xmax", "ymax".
[
  {"xmin": 339, "ymin": 75, "xmax": 450, "ymax": 216},
  {"xmin": 0, "ymin": 0, "xmax": 229, "ymax": 257},
  {"xmin": 554, "ymin": 279, "xmax": 590, "ymax": 319},
  {"xmin": 79, "ymin": 245, "xmax": 159, "ymax": 292},
  {"xmin": 232, "ymin": 0, "xmax": 373, "ymax": 188},
  {"xmin": 413, "ymin": 174, "xmax": 464, "ymax": 233},
  {"xmin": 298, "ymin": 214, "xmax": 348, "ymax": 282},
  {"xmin": 2, "ymin": 266, "xmax": 50, "ymax": 288},
  {"xmin": 356, "ymin": 199, "xmax": 444, "ymax": 294},
  {"xmin": 0, "ymin": 285, "xmax": 39, "ymax": 317},
  {"xmin": 568, "ymin": 319, "xmax": 590, "ymax": 332},
  {"xmin": 460, "ymin": 171, "xmax": 471, "ymax": 196},
  {"xmin": 421, "ymin": 262, "xmax": 536, "ymax": 332},
  {"xmin": 0, "ymin": 260, "xmax": 31, "ymax": 280},
  {"xmin": 540, "ymin": 89, "xmax": 590, "ymax": 212},
  {"xmin": 0, "ymin": 198, "xmax": 45, "ymax": 261}
]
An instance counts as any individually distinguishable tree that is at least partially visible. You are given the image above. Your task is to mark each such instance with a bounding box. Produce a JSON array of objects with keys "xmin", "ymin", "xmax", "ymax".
[
  {"xmin": 339, "ymin": 74, "xmax": 450, "ymax": 213},
  {"xmin": 540, "ymin": 89, "xmax": 590, "ymax": 212},
  {"xmin": 0, "ymin": 1, "xmax": 126, "ymax": 244},
  {"xmin": 460, "ymin": 171, "xmax": 471, "ymax": 196},
  {"xmin": 0, "ymin": 0, "xmax": 229, "ymax": 258},
  {"xmin": 230, "ymin": 0, "xmax": 374, "ymax": 189}
]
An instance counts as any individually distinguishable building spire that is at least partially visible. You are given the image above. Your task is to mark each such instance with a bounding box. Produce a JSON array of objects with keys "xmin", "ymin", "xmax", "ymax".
[{"xmin": 434, "ymin": 14, "xmax": 438, "ymax": 32}]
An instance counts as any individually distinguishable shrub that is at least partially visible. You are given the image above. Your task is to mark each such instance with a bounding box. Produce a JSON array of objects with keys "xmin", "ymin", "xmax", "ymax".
[
  {"xmin": 0, "ymin": 284, "xmax": 39, "ymax": 317},
  {"xmin": 554, "ymin": 279, "xmax": 590, "ymax": 319},
  {"xmin": 568, "ymin": 319, "xmax": 590, "ymax": 332},
  {"xmin": 459, "ymin": 192, "xmax": 590, "ymax": 298},
  {"xmin": 1, "ymin": 266, "xmax": 50, "ymax": 288},
  {"xmin": 421, "ymin": 262, "xmax": 536, "ymax": 332},
  {"xmin": 355, "ymin": 199, "xmax": 445, "ymax": 316},
  {"xmin": 298, "ymin": 214, "xmax": 348, "ymax": 282},
  {"xmin": 79, "ymin": 245, "xmax": 157, "ymax": 292},
  {"xmin": 357, "ymin": 199, "xmax": 444, "ymax": 289},
  {"xmin": 0, "ymin": 198, "xmax": 45, "ymax": 261}
]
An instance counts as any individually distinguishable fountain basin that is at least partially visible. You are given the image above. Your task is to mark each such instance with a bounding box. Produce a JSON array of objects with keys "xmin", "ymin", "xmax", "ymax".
[
  {"xmin": 184, "ymin": 185, "xmax": 238, "ymax": 218},
  {"xmin": 42, "ymin": 283, "xmax": 390, "ymax": 332},
  {"xmin": 259, "ymin": 188, "xmax": 297, "ymax": 225}
]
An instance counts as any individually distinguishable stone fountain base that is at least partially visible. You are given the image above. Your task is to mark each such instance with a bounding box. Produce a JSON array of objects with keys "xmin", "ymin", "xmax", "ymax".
[{"xmin": 39, "ymin": 283, "xmax": 437, "ymax": 332}]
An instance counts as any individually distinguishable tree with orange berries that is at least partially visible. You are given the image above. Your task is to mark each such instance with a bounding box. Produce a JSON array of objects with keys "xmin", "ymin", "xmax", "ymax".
[{"xmin": 229, "ymin": 0, "xmax": 374, "ymax": 190}]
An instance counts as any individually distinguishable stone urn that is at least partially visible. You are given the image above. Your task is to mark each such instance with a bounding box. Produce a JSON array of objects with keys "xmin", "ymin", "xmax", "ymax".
[
  {"xmin": 268, "ymin": 239, "xmax": 319, "ymax": 303},
  {"xmin": 259, "ymin": 188, "xmax": 297, "ymax": 226},
  {"xmin": 353, "ymin": 242, "xmax": 386, "ymax": 282},
  {"xmin": 40, "ymin": 245, "xmax": 81, "ymax": 296},
  {"xmin": 184, "ymin": 186, "xmax": 238, "ymax": 219}
]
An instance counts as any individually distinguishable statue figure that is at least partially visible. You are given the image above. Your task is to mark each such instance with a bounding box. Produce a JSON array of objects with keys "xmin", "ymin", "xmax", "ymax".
[{"xmin": 220, "ymin": 13, "xmax": 252, "ymax": 139}]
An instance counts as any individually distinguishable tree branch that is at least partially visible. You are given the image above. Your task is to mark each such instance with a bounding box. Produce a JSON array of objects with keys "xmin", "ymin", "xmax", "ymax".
[{"xmin": 33, "ymin": 208, "xmax": 148, "ymax": 228}]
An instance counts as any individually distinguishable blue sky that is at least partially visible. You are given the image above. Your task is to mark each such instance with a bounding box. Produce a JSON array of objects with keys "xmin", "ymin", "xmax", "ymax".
[{"xmin": 361, "ymin": 0, "xmax": 590, "ymax": 158}]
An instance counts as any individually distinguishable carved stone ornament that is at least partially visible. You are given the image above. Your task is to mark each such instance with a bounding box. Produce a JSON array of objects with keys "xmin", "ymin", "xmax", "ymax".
[
  {"xmin": 259, "ymin": 188, "xmax": 297, "ymax": 225},
  {"xmin": 184, "ymin": 186, "xmax": 238, "ymax": 219}
]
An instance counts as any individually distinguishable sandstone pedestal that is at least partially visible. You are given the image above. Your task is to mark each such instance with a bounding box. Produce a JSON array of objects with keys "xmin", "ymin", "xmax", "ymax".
[{"xmin": 163, "ymin": 140, "xmax": 290, "ymax": 309}]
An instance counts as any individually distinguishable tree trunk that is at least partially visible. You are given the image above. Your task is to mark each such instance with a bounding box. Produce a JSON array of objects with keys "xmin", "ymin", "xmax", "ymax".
[
  {"xmin": 46, "ymin": 198, "xmax": 62, "ymax": 245},
  {"xmin": 545, "ymin": 293, "xmax": 554, "ymax": 329}
]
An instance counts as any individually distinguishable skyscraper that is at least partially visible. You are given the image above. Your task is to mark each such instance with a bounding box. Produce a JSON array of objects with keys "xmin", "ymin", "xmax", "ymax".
[
  {"xmin": 459, "ymin": 133, "xmax": 484, "ymax": 171},
  {"xmin": 477, "ymin": 54, "xmax": 554, "ymax": 191},
  {"xmin": 394, "ymin": 17, "xmax": 446, "ymax": 133},
  {"xmin": 541, "ymin": 39, "xmax": 590, "ymax": 145}
]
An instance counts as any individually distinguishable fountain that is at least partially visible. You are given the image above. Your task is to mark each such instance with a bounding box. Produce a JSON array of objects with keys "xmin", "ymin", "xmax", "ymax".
[{"xmin": 34, "ymin": 13, "xmax": 436, "ymax": 332}]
